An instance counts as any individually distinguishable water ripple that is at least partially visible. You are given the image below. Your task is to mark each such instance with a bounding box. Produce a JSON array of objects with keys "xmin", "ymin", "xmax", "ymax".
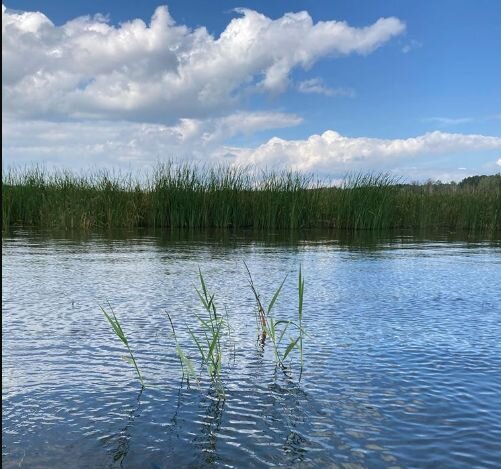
[{"xmin": 2, "ymin": 230, "xmax": 501, "ymax": 468}]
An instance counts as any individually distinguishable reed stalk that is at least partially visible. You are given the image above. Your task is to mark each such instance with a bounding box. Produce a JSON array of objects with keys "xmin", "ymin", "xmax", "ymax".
[
  {"xmin": 101, "ymin": 302, "xmax": 144, "ymax": 387},
  {"xmin": 167, "ymin": 269, "xmax": 230, "ymax": 395},
  {"xmin": 245, "ymin": 264, "xmax": 305, "ymax": 374}
]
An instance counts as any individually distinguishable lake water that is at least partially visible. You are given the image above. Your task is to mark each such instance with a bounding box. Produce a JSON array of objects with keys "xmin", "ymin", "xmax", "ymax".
[{"xmin": 2, "ymin": 229, "xmax": 501, "ymax": 468}]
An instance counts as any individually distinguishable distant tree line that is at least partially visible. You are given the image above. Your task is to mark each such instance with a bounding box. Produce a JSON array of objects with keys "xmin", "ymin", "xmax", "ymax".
[
  {"xmin": 457, "ymin": 174, "xmax": 501, "ymax": 190},
  {"xmin": 396, "ymin": 174, "xmax": 501, "ymax": 193}
]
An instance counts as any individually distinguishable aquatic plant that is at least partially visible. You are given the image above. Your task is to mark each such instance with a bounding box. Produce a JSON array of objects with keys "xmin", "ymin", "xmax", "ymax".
[
  {"xmin": 3, "ymin": 164, "xmax": 499, "ymax": 233},
  {"xmin": 298, "ymin": 265, "xmax": 304, "ymax": 377},
  {"xmin": 245, "ymin": 263, "xmax": 305, "ymax": 376},
  {"xmin": 101, "ymin": 264, "xmax": 304, "ymax": 391},
  {"xmin": 101, "ymin": 302, "xmax": 144, "ymax": 387},
  {"xmin": 168, "ymin": 269, "xmax": 231, "ymax": 395},
  {"xmin": 166, "ymin": 310, "xmax": 198, "ymax": 385}
]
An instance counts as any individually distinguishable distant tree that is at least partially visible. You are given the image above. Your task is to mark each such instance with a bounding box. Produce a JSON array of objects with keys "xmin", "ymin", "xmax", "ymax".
[{"xmin": 459, "ymin": 174, "xmax": 501, "ymax": 191}]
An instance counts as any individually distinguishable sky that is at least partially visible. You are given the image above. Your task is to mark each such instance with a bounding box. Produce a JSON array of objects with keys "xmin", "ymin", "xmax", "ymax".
[{"xmin": 2, "ymin": 0, "xmax": 501, "ymax": 181}]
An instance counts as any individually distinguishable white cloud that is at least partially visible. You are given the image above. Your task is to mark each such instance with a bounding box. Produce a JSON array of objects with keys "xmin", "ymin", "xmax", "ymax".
[
  {"xmin": 4, "ymin": 120, "xmax": 501, "ymax": 181},
  {"xmin": 425, "ymin": 117, "xmax": 473, "ymax": 126},
  {"xmin": 401, "ymin": 39, "xmax": 422, "ymax": 53},
  {"xmin": 2, "ymin": 112, "xmax": 302, "ymax": 166},
  {"xmin": 228, "ymin": 130, "xmax": 501, "ymax": 173},
  {"xmin": 2, "ymin": 4, "xmax": 404, "ymax": 121},
  {"xmin": 297, "ymin": 78, "xmax": 355, "ymax": 97},
  {"xmin": 4, "ymin": 4, "xmax": 498, "ymax": 182}
]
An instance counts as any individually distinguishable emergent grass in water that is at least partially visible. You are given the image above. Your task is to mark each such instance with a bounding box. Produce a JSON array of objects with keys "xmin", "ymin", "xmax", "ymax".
[
  {"xmin": 169, "ymin": 269, "xmax": 232, "ymax": 395},
  {"xmin": 101, "ymin": 265, "xmax": 305, "ymax": 391},
  {"xmin": 101, "ymin": 302, "xmax": 144, "ymax": 388},
  {"xmin": 245, "ymin": 262, "xmax": 305, "ymax": 377}
]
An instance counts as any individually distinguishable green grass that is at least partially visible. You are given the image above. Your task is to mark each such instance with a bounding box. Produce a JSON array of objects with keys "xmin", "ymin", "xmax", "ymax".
[
  {"xmin": 103, "ymin": 265, "xmax": 305, "ymax": 391},
  {"xmin": 101, "ymin": 302, "xmax": 144, "ymax": 387},
  {"xmin": 4, "ymin": 164, "xmax": 499, "ymax": 234},
  {"xmin": 190, "ymin": 269, "xmax": 227, "ymax": 390},
  {"xmin": 245, "ymin": 263, "xmax": 306, "ymax": 377},
  {"xmin": 166, "ymin": 270, "xmax": 233, "ymax": 396}
]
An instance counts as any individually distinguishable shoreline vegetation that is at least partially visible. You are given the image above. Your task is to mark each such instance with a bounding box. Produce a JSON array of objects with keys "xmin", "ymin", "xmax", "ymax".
[{"xmin": 2, "ymin": 164, "xmax": 500, "ymax": 234}]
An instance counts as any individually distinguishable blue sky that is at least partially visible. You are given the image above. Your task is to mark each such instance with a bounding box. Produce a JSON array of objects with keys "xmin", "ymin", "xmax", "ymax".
[{"xmin": 3, "ymin": 1, "xmax": 501, "ymax": 181}]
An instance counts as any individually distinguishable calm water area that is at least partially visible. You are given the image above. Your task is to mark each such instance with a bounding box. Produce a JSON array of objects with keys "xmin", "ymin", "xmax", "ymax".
[{"xmin": 2, "ymin": 229, "xmax": 501, "ymax": 468}]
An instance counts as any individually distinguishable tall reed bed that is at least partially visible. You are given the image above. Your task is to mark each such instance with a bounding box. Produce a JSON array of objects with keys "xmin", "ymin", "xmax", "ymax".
[
  {"xmin": 3, "ymin": 164, "xmax": 500, "ymax": 234},
  {"xmin": 2, "ymin": 166, "xmax": 146, "ymax": 230}
]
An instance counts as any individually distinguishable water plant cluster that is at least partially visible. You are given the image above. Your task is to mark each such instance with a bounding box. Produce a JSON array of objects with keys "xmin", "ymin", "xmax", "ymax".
[
  {"xmin": 166, "ymin": 270, "xmax": 232, "ymax": 393},
  {"xmin": 102, "ymin": 266, "xmax": 306, "ymax": 393},
  {"xmin": 3, "ymin": 164, "xmax": 500, "ymax": 234},
  {"xmin": 245, "ymin": 262, "xmax": 304, "ymax": 375}
]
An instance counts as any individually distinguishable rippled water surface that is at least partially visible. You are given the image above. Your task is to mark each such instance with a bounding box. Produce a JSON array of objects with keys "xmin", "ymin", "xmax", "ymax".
[{"xmin": 3, "ymin": 230, "xmax": 501, "ymax": 468}]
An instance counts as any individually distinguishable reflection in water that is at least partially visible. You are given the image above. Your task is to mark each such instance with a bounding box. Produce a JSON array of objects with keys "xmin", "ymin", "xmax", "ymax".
[
  {"xmin": 193, "ymin": 391, "xmax": 226, "ymax": 467},
  {"xmin": 169, "ymin": 380, "xmax": 185, "ymax": 440},
  {"xmin": 269, "ymin": 373, "xmax": 309, "ymax": 466},
  {"xmin": 2, "ymin": 229, "xmax": 501, "ymax": 468},
  {"xmin": 188, "ymin": 368, "xmax": 311, "ymax": 468},
  {"xmin": 110, "ymin": 387, "xmax": 143, "ymax": 467}
]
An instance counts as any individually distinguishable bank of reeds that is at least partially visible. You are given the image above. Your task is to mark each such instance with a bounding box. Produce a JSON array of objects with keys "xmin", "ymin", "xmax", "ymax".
[{"xmin": 2, "ymin": 164, "xmax": 500, "ymax": 234}]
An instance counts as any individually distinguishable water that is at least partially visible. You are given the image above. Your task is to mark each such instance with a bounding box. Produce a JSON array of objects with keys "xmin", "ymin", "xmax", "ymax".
[{"xmin": 2, "ymin": 229, "xmax": 501, "ymax": 468}]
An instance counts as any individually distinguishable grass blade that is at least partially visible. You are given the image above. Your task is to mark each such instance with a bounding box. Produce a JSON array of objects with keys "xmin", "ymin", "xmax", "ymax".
[
  {"xmin": 282, "ymin": 337, "xmax": 300, "ymax": 361},
  {"xmin": 101, "ymin": 303, "xmax": 144, "ymax": 387},
  {"xmin": 267, "ymin": 275, "xmax": 287, "ymax": 315}
]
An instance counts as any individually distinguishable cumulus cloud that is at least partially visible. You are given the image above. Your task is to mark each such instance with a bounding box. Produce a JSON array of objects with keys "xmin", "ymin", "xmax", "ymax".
[
  {"xmin": 2, "ymin": 4, "xmax": 404, "ymax": 121},
  {"xmin": 4, "ymin": 119, "xmax": 501, "ymax": 181},
  {"xmin": 297, "ymin": 78, "xmax": 355, "ymax": 97},
  {"xmin": 4, "ymin": 4, "xmax": 498, "ymax": 182},
  {"xmin": 228, "ymin": 130, "xmax": 501, "ymax": 173}
]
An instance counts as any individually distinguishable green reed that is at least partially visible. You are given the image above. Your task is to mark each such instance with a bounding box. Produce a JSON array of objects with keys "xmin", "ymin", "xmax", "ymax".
[
  {"xmin": 101, "ymin": 302, "xmax": 144, "ymax": 387},
  {"xmin": 191, "ymin": 269, "xmax": 226, "ymax": 387},
  {"xmin": 3, "ymin": 164, "xmax": 499, "ymax": 234},
  {"xmin": 166, "ymin": 310, "xmax": 198, "ymax": 385},
  {"xmin": 245, "ymin": 263, "xmax": 305, "ymax": 376},
  {"xmin": 101, "ymin": 264, "xmax": 304, "ymax": 391},
  {"xmin": 168, "ymin": 269, "xmax": 232, "ymax": 395},
  {"xmin": 298, "ymin": 265, "xmax": 304, "ymax": 377}
]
